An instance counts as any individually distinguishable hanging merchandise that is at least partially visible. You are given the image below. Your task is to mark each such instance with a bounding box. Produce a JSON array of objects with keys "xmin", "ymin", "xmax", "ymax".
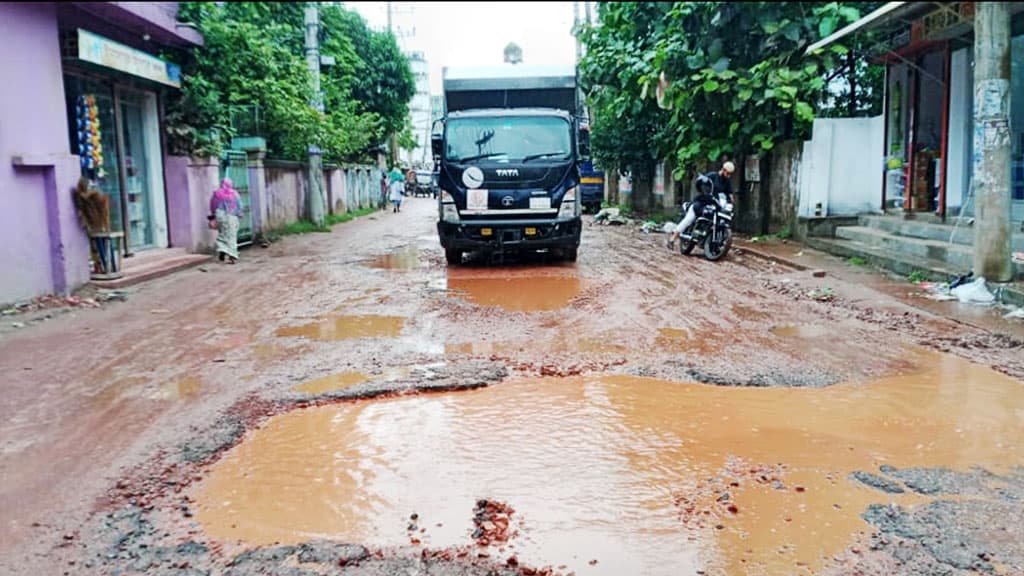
[{"xmin": 75, "ymin": 94, "xmax": 105, "ymax": 178}]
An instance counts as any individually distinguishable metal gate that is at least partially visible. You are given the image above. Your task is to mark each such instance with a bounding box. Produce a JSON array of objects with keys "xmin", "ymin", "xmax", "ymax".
[{"xmin": 221, "ymin": 150, "xmax": 253, "ymax": 246}]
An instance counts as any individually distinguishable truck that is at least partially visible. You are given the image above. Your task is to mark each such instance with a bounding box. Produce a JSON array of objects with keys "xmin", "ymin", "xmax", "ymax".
[
  {"xmin": 578, "ymin": 159, "xmax": 605, "ymax": 214},
  {"xmin": 431, "ymin": 65, "xmax": 589, "ymax": 265}
]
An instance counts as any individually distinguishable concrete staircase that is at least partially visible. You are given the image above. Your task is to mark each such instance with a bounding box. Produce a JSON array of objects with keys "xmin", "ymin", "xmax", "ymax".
[
  {"xmin": 90, "ymin": 247, "xmax": 211, "ymax": 289},
  {"xmin": 805, "ymin": 215, "xmax": 1024, "ymax": 306}
]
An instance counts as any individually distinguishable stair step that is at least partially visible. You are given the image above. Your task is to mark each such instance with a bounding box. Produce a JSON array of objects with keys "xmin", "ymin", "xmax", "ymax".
[
  {"xmin": 835, "ymin": 226, "xmax": 1024, "ymax": 277},
  {"xmin": 858, "ymin": 215, "xmax": 1024, "ymax": 252},
  {"xmin": 91, "ymin": 252, "xmax": 211, "ymax": 289},
  {"xmin": 805, "ymin": 237, "xmax": 1024, "ymax": 307}
]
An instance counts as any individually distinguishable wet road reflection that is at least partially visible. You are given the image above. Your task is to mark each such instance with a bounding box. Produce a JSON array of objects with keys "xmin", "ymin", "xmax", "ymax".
[
  {"xmin": 445, "ymin": 273, "xmax": 582, "ymax": 312},
  {"xmin": 274, "ymin": 315, "xmax": 405, "ymax": 341}
]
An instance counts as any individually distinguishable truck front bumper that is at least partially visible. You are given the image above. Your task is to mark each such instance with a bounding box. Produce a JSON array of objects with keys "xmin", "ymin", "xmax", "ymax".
[{"xmin": 438, "ymin": 218, "xmax": 581, "ymax": 252}]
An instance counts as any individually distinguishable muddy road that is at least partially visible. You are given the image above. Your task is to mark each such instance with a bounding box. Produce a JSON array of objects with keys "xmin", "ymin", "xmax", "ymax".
[{"xmin": 1, "ymin": 196, "xmax": 1023, "ymax": 576}]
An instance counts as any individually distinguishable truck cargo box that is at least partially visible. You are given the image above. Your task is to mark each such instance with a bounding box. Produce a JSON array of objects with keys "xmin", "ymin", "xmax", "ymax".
[{"xmin": 442, "ymin": 65, "xmax": 577, "ymax": 116}]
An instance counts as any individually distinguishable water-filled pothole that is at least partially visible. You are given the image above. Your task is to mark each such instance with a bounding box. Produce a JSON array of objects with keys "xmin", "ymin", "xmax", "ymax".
[
  {"xmin": 293, "ymin": 367, "xmax": 411, "ymax": 395},
  {"xmin": 445, "ymin": 274, "xmax": 581, "ymax": 312},
  {"xmin": 193, "ymin": 351, "xmax": 1024, "ymax": 575},
  {"xmin": 365, "ymin": 246, "xmax": 420, "ymax": 270},
  {"xmin": 274, "ymin": 315, "xmax": 404, "ymax": 341},
  {"xmin": 772, "ymin": 325, "xmax": 834, "ymax": 339}
]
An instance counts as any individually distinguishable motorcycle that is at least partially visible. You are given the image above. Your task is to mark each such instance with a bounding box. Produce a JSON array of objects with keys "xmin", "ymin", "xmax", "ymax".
[{"xmin": 678, "ymin": 198, "xmax": 733, "ymax": 261}]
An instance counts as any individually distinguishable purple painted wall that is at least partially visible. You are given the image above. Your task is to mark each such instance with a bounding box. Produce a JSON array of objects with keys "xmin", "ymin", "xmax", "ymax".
[
  {"xmin": 0, "ymin": 3, "xmax": 89, "ymax": 303},
  {"xmin": 165, "ymin": 155, "xmax": 217, "ymax": 253}
]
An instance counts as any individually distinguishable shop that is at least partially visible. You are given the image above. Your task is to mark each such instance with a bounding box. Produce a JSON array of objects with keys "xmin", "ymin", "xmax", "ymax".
[
  {"xmin": 872, "ymin": 2, "xmax": 1024, "ymax": 225},
  {"xmin": 60, "ymin": 27, "xmax": 181, "ymax": 255}
]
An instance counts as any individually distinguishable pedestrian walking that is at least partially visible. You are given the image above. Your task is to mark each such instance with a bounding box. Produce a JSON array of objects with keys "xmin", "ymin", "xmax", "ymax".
[
  {"xmin": 388, "ymin": 167, "xmax": 405, "ymax": 213},
  {"xmin": 208, "ymin": 178, "xmax": 242, "ymax": 264}
]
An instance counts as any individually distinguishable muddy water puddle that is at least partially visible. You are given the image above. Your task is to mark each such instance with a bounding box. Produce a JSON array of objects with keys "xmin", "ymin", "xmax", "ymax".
[
  {"xmin": 445, "ymin": 335, "xmax": 629, "ymax": 357},
  {"xmin": 445, "ymin": 273, "xmax": 582, "ymax": 312},
  {"xmin": 772, "ymin": 324, "xmax": 835, "ymax": 339},
  {"xmin": 365, "ymin": 246, "xmax": 420, "ymax": 270},
  {"xmin": 274, "ymin": 315, "xmax": 404, "ymax": 341},
  {"xmin": 193, "ymin": 350, "xmax": 1024, "ymax": 575},
  {"xmin": 293, "ymin": 368, "xmax": 410, "ymax": 395}
]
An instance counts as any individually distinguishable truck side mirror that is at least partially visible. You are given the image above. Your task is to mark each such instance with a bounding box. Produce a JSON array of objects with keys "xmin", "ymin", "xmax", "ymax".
[
  {"xmin": 431, "ymin": 134, "xmax": 443, "ymax": 160},
  {"xmin": 578, "ymin": 127, "xmax": 591, "ymax": 160}
]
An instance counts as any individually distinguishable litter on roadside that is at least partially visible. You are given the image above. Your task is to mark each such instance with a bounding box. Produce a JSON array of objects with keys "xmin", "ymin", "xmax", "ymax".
[
  {"xmin": 807, "ymin": 287, "xmax": 835, "ymax": 302},
  {"xmin": 1004, "ymin": 308, "xmax": 1024, "ymax": 321},
  {"xmin": 918, "ymin": 281, "xmax": 957, "ymax": 301},
  {"xmin": 950, "ymin": 277, "xmax": 996, "ymax": 305}
]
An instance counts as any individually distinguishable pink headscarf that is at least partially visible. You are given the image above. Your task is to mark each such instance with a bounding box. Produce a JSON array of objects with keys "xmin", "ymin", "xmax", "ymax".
[{"xmin": 210, "ymin": 178, "xmax": 241, "ymax": 216}]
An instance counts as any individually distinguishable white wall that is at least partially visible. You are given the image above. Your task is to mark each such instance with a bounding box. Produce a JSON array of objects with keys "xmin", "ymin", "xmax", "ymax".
[
  {"xmin": 143, "ymin": 92, "xmax": 169, "ymax": 248},
  {"xmin": 947, "ymin": 47, "xmax": 972, "ymax": 213},
  {"xmin": 798, "ymin": 116, "xmax": 885, "ymax": 217}
]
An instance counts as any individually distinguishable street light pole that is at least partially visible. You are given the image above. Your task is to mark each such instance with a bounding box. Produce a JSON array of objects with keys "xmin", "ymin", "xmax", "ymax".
[{"xmin": 305, "ymin": 2, "xmax": 325, "ymax": 226}]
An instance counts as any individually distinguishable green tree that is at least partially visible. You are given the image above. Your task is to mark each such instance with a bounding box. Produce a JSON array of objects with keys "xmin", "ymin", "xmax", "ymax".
[
  {"xmin": 580, "ymin": 1, "xmax": 882, "ymax": 180},
  {"xmin": 320, "ymin": 5, "xmax": 416, "ymax": 140},
  {"xmin": 579, "ymin": 3, "xmax": 675, "ymax": 195},
  {"xmin": 167, "ymin": 2, "xmax": 411, "ymax": 163}
]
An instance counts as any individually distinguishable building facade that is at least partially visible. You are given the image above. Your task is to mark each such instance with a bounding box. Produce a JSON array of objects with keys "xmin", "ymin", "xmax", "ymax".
[
  {"xmin": 0, "ymin": 2, "xmax": 202, "ymax": 304},
  {"xmin": 813, "ymin": 1, "xmax": 1024, "ymax": 227},
  {"xmin": 402, "ymin": 51, "xmax": 432, "ymax": 169}
]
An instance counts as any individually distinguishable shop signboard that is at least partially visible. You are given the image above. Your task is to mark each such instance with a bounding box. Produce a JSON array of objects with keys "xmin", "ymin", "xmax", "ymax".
[{"xmin": 77, "ymin": 29, "xmax": 181, "ymax": 88}]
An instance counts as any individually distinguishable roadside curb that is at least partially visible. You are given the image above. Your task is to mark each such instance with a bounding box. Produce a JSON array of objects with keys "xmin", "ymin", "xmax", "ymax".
[{"xmin": 734, "ymin": 243, "xmax": 809, "ymax": 271}]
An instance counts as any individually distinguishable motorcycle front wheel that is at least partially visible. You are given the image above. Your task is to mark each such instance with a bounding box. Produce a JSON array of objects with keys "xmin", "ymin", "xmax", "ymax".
[{"xmin": 703, "ymin": 227, "xmax": 732, "ymax": 261}]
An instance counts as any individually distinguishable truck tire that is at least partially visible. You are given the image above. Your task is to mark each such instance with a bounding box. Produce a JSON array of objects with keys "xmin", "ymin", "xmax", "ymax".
[
  {"xmin": 445, "ymin": 248, "xmax": 462, "ymax": 266},
  {"xmin": 563, "ymin": 247, "xmax": 578, "ymax": 262}
]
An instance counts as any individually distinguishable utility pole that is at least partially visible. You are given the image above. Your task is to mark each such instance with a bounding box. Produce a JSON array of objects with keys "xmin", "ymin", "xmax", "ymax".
[
  {"xmin": 573, "ymin": 2, "xmax": 583, "ymax": 122},
  {"xmin": 304, "ymin": 3, "xmax": 325, "ymax": 227},
  {"xmin": 387, "ymin": 1, "xmax": 398, "ymax": 168},
  {"xmin": 972, "ymin": 2, "xmax": 1012, "ymax": 282}
]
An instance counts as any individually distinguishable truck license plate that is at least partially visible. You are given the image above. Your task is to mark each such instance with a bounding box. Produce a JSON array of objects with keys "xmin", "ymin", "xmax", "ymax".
[
  {"xmin": 481, "ymin": 228, "xmax": 492, "ymax": 236},
  {"xmin": 525, "ymin": 227, "xmax": 537, "ymax": 236},
  {"xmin": 529, "ymin": 197, "xmax": 551, "ymax": 210}
]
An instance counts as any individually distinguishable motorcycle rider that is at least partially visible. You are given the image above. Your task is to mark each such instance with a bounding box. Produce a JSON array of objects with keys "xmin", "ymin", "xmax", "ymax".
[{"xmin": 666, "ymin": 161, "xmax": 736, "ymax": 250}]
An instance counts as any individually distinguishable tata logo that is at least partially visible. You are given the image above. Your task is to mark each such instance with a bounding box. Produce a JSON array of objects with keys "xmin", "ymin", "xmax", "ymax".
[
  {"xmin": 501, "ymin": 196, "xmax": 515, "ymax": 207},
  {"xmin": 495, "ymin": 169, "xmax": 519, "ymax": 178}
]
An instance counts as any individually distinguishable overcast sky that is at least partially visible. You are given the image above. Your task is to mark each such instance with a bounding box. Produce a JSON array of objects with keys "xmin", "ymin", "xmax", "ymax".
[{"xmin": 344, "ymin": 2, "xmax": 580, "ymax": 94}]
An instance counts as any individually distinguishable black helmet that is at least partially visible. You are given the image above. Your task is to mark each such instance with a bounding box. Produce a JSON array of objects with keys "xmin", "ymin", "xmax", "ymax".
[{"xmin": 694, "ymin": 174, "xmax": 713, "ymax": 195}]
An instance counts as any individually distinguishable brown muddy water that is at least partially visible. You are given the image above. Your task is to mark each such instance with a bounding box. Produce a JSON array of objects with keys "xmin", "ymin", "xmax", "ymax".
[
  {"xmin": 193, "ymin": 350, "xmax": 1024, "ymax": 575},
  {"xmin": 446, "ymin": 273, "xmax": 582, "ymax": 312},
  {"xmin": 274, "ymin": 315, "xmax": 405, "ymax": 341},
  {"xmin": 366, "ymin": 246, "xmax": 420, "ymax": 270}
]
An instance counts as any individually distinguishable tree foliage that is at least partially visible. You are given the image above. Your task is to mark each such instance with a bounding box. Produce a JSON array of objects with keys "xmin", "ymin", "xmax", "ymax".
[
  {"xmin": 166, "ymin": 2, "xmax": 414, "ymax": 163},
  {"xmin": 580, "ymin": 2, "xmax": 884, "ymax": 180}
]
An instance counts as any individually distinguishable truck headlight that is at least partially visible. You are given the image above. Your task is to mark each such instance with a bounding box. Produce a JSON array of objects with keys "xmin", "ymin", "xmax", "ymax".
[
  {"xmin": 558, "ymin": 187, "xmax": 580, "ymax": 218},
  {"xmin": 440, "ymin": 190, "xmax": 460, "ymax": 223}
]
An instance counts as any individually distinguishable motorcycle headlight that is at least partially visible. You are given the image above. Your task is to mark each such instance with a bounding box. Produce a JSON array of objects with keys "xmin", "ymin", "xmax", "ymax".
[{"xmin": 558, "ymin": 187, "xmax": 580, "ymax": 218}]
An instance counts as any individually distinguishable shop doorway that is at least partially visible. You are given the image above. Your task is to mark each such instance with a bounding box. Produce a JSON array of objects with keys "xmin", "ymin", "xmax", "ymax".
[
  {"xmin": 117, "ymin": 89, "xmax": 167, "ymax": 250},
  {"xmin": 64, "ymin": 74, "xmax": 168, "ymax": 254},
  {"xmin": 907, "ymin": 49, "xmax": 947, "ymax": 214}
]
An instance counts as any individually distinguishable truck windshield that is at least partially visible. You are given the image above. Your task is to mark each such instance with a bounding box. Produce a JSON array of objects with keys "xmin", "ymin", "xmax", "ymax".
[{"xmin": 445, "ymin": 116, "xmax": 571, "ymax": 163}]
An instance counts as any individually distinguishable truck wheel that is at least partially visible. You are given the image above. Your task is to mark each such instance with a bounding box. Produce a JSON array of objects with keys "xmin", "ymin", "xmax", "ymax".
[
  {"xmin": 563, "ymin": 247, "xmax": 578, "ymax": 262},
  {"xmin": 445, "ymin": 249, "xmax": 462, "ymax": 266}
]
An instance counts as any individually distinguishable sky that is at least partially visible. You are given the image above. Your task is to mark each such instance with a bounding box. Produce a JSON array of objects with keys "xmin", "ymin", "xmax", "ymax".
[{"xmin": 344, "ymin": 1, "xmax": 580, "ymax": 95}]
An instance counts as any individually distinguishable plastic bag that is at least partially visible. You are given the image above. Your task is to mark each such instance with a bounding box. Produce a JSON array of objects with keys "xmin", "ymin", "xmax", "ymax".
[{"xmin": 950, "ymin": 277, "xmax": 995, "ymax": 305}]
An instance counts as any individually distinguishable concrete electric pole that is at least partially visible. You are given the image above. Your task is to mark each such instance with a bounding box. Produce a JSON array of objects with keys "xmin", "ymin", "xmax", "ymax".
[
  {"xmin": 304, "ymin": 3, "xmax": 326, "ymax": 226},
  {"xmin": 387, "ymin": 1, "xmax": 398, "ymax": 168},
  {"xmin": 972, "ymin": 2, "xmax": 1012, "ymax": 282}
]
